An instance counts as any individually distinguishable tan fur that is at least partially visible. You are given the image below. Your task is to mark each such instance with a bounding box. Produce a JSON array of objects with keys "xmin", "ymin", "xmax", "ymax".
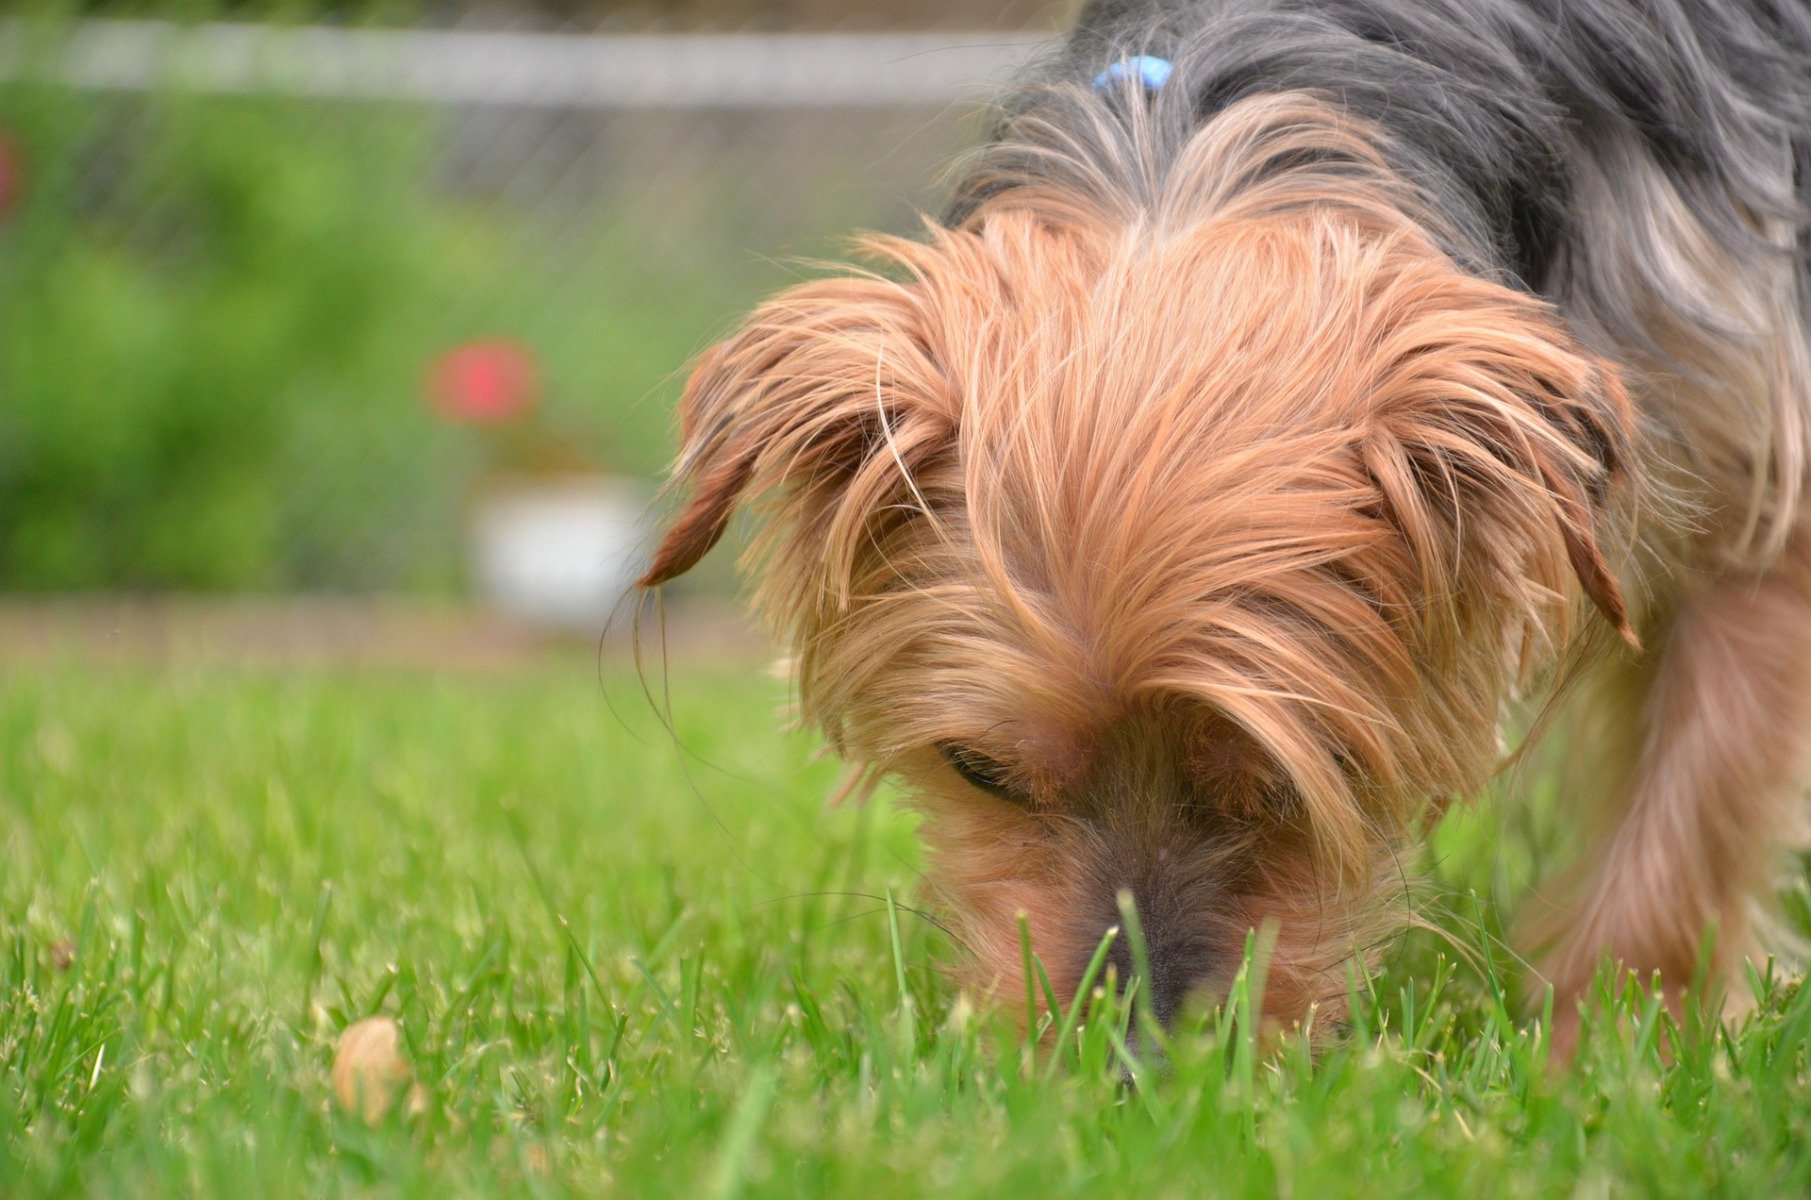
[{"xmin": 642, "ymin": 92, "xmax": 1811, "ymax": 1042}]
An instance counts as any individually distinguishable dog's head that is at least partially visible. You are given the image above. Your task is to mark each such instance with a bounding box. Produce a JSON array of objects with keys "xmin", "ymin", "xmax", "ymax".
[{"xmin": 641, "ymin": 96, "xmax": 1634, "ymax": 1031}]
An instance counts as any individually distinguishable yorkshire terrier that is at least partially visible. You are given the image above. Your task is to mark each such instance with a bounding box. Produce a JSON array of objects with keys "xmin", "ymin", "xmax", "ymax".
[{"xmin": 640, "ymin": 0, "xmax": 1811, "ymax": 1049}]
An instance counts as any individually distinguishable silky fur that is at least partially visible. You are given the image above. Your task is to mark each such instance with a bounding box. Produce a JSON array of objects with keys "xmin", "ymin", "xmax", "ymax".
[{"xmin": 641, "ymin": 0, "xmax": 1811, "ymax": 1044}]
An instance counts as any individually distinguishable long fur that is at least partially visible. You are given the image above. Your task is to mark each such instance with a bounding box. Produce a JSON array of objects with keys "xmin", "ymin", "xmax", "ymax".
[{"xmin": 642, "ymin": 0, "xmax": 1811, "ymax": 1043}]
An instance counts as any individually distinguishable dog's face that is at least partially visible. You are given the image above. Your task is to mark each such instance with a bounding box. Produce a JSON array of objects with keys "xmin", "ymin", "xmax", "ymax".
[{"xmin": 643, "ymin": 103, "xmax": 1633, "ymax": 1032}]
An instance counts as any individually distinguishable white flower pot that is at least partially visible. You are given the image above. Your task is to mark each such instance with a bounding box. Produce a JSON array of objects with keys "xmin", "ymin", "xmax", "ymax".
[{"xmin": 469, "ymin": 474, "xmax": 645, "ymax": 633}]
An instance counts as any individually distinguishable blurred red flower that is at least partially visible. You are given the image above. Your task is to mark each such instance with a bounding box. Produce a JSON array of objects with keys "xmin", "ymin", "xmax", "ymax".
[
  {"xmin": 426, "ymin": 340, "xmax": 540, "ymax": 425},
  {"xmin": 0, "ymin": 132, "xmax": 20, "ymax": 221}
]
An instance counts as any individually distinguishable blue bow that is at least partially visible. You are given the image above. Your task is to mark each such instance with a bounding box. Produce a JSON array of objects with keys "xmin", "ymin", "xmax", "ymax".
[{"xmin": 1092, "ymin": 55, "xmax": 1174, "ymax": 93}]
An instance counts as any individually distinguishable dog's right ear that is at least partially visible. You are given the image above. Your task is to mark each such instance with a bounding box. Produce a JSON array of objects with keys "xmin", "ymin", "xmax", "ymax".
[{"xmin": 639, "ymin": 273, "xmax": 953, "ymax": 588}]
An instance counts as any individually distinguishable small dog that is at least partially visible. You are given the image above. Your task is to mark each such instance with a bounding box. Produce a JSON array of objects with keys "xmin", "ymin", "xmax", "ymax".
[{"xmin": 641, "ymin": 0, "xmax": 1811, "ymax": 1046}]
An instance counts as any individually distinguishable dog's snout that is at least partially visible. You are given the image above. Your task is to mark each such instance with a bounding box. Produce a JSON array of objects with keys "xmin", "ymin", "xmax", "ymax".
[
  {"xmin": 1099, "ymin": 892, "xmax": 1208, "ymax": 1028},
  {"xmin": 1102, "ymin": 928, "xmax": 1185, "ymax": 1027}
]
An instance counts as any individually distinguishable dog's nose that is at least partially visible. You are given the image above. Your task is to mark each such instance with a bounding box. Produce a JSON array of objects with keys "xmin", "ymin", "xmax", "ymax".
[{"xmin": 1102, "ymin": 910, "xmax": 1194, "ymax": 1028}]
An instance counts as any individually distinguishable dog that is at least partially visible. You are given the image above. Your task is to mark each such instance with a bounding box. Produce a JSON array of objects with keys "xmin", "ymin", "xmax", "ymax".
[{"xmin": 639, "ymin": 0, "xmax": 1811, "ymax": 1049}]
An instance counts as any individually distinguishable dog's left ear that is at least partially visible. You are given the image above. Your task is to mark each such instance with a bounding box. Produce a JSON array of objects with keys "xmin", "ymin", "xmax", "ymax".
[
  {"xmin": 639, "ymin": 274, "xmax": 953, "ymax": 588},
  {"xmin": 1361, "ymin": 279, "xmax": 1639, "ymax": 646}
]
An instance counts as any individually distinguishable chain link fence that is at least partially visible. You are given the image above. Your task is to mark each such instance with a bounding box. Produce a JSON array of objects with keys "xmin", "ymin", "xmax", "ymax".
[{"xmin": 0, "ymin": 17, "xmax": 1048, "ymax": 595}]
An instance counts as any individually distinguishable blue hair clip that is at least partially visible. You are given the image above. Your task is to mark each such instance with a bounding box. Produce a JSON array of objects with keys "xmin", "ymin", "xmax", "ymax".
[{"xmin": 1092, "ymin": 55, "xmax": 1173, "ymax": 93}]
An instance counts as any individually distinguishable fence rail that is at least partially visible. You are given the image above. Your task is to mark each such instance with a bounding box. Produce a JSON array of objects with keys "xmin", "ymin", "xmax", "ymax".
[{"xmin": 0, "ymin": 19, "xmax": 1051, "ymax": 109}]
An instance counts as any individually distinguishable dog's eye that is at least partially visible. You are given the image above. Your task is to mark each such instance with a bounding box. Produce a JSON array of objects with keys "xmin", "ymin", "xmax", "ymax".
[{"xmin": 937, "ymin": 742, "xmax": 1016, "ymax": 800}]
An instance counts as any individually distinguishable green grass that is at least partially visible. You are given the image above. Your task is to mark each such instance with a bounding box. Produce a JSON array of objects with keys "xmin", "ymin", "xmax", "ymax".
[{"xmin": 3, "ymin": 660, "xmax": 1810, "ymax": 1197}]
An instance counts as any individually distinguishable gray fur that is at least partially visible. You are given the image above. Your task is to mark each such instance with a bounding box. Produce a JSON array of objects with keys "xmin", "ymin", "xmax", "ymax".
[{"xmin": 952, "ymin": 0, "xmax": 1810, "ymax": 332}]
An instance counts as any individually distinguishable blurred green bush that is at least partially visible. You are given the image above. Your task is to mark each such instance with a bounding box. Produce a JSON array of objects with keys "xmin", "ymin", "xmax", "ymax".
[
  {"xmin": 3, "ymin": 86, "xmax": 450, "ymax": 590},
  {"xmin": 0, "ymin": 76, "xmax": 785, "ymax": 592}
]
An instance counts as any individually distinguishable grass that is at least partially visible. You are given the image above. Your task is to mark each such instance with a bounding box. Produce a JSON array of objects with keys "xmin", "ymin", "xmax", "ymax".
[{"xmin": 3, "ymin": 658, "xmax": 1811, "ymax": 1197}]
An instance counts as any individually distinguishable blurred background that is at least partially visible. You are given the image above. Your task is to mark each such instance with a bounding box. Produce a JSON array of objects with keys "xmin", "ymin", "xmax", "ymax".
[{"xmin": 0, "ymin": 0, "xmax": 1068, "ymax": 665}]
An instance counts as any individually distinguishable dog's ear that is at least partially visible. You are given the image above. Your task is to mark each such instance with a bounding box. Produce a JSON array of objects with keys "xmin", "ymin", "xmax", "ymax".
[
  {"xmin": 640, "ymin": 274, "xmax": 953, "ymax": 588},
  {"xmin": 1359, "ymin": 279, "xmax": 1638, "ymax": 646}
]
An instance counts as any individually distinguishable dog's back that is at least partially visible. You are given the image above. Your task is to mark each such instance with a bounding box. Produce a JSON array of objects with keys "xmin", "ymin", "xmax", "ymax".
[
  {"xmin": 958, "ymin": 0, "xmax": 1811, "ymax": 565},
  {"xmin": 1016, "ymin": 0, "xmax": 1811, "ymax": 292}
]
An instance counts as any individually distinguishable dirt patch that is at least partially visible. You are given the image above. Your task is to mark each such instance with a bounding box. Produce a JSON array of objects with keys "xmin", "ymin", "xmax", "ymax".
[{"xmin": 0, "ymin": 596, "xmax": 772, "ymax": 671}]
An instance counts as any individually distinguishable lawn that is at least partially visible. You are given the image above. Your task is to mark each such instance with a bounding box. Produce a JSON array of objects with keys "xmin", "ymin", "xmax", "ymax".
[{"xmin": 3, "ymin": 659, "xmax": 1810, "ymax": 1197}]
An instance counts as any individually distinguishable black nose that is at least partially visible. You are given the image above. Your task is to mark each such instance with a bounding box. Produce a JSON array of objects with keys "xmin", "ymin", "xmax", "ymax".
[{"xmin": 1103, "ymin": 924, "xmax": 1190, "ymax": 1028}]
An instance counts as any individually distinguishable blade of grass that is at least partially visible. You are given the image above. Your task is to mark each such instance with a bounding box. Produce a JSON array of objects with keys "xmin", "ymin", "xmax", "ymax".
[
  {"xmin": 885, "ymin": 889, "xmax": 916, "ymax": 1057},
  {"xmin": 704, "ymin": 1065, "xmax": 778, "ymax": 1200},
  {"xmin": 1042, "ymin": 925, "xmax": 1119, "ymax": 1084}
]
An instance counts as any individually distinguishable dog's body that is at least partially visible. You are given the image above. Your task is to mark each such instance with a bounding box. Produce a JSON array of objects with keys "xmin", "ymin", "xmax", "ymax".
[{"xmin": 643, "ymin": 0, "xmax": 1811, "ymax": 1043}]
